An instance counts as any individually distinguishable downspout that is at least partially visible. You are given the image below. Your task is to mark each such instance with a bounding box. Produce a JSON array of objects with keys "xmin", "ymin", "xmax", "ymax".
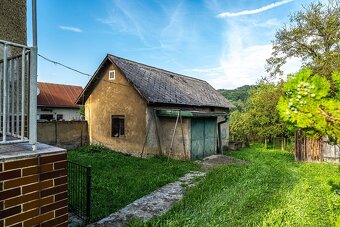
[{"xmin": 218, "ymin": 114, "xmax": 229, "ymax": 153}]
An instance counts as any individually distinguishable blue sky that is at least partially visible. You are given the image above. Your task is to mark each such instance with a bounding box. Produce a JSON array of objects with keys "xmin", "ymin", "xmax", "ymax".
[{"xmin": 27, "ymin": 0, "xmax": 316, "ymax": 89}]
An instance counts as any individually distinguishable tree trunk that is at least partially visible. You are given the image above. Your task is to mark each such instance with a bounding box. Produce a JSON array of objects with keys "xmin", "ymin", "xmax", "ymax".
[{"xmin": 264, "ymin": 137, "xmax": 267, "ymax": 149}]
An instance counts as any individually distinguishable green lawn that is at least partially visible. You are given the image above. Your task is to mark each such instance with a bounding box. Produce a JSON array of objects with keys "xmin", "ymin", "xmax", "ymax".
[
  {"xmin": 132, "ymin": 146, "xmax": 340, "ymax": 226},
  {"xmin": 67, "ymin": 145, "xmax": 200, "ymax": 222}
]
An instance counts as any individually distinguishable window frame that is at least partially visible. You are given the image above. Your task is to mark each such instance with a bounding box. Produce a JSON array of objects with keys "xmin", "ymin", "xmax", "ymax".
[
  {"xmin": 111, "ymin": 115, "xmax": 125, "ymax": 138},
  {"xmin": 109, "ymin": 70, "xmax": 116, "ymax": 80}
]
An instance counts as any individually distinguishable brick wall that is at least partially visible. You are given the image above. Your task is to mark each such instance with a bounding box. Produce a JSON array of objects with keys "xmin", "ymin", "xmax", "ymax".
[{"xmin": 0, "ymin": 152, "xmax": 68, "ymax": 226}]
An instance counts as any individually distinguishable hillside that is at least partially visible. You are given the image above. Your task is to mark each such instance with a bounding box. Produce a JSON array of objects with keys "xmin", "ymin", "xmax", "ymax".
[{"xmin": 218, "ymin": 85, "xmax": 255, "ymax": 111}]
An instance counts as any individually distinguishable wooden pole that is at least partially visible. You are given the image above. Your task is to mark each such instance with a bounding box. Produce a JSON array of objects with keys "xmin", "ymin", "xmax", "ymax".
[
  {"xmin": 140, "ymin": 113, "xmax": 152, "ymax": 158},
  {"xmin": 153, "ymin": 109, "xmax": 162, "ymax": 155},
  {"xmin": 168, "ymin": 111, "xmax": 180, "ymax": 161},
  {"xmin": 179, "ymin": 112, "xmax": 187, "ymax": 159}
]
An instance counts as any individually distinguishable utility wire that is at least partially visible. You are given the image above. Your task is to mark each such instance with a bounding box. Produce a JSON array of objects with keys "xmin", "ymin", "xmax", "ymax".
[
  {"xmin": 38, "ymin": 53, "xmax": 131, "ymax": 87},
  {"xmin": 38, "ymin": 54, "xmax": 92, "ymax": 77}
]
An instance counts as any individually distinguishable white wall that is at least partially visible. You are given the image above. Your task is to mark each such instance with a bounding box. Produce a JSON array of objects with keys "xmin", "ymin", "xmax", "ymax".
[{"xmin": 37, "ymin": 107, "xmax": 82, "ymax": 121}]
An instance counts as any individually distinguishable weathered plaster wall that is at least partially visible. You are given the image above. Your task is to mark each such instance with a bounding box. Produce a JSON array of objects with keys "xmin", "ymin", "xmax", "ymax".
[
  {"xmin": 145, "ymin": 106, "xmax": 230, "ymax": 160},
  {"xmin": 37, "ymin": 121, "xmax": 89, "ymax": 149},
  {"xmin": 85, "ymin": 62, "xmax": 147, "ymax": 155},
  {"xmin": 0, "ymin": 0, "xmax": 27, "ymax": 59},
  {"xmin": 145, "ymin": 107, "xmax": 191, "ymax": 159}
]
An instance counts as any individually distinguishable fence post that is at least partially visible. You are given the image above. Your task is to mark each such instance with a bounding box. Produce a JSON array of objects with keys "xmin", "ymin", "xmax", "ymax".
[{"xmin": 86, "ymin": 165, "xmax": 92, "ymax": 222}]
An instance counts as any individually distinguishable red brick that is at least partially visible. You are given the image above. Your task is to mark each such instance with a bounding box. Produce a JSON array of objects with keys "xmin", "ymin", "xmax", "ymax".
[
  {"xmin": 4, "ymin": 158, "xmax": 38, "ymax": 171},
  {"xmin": 23, "ymin": 196, "xmax": 54, "ymax": 212},
  {"xmin": 54, "ymin": 161, "xmax": 67, "ymax": 170},
  {"xmin": 22, "ymin": 180, "xmax": 53, "ymax": 194},
  {"xmin": 0, "ymin": 163, "xmax": 3, "ymax": 172},
  {"xmin": 41, "ymin": 184, "xmax": 67, "ymax": 198},
  {"xmin": 5, "ymin": 191, "xmax": 39, "ymax": 208},
  {"xmin": 0, "ymin": 205, "xmax": 21, "ymax": 219},
  {"xmin": 23, "ymin": 211, "xmax": 54, "ymax": 227},
  {"xmin": 40, "ymin": 153, "xmax": 66, "ymax": 165},
  {"xmin": 9, "ymin": 223, "xmax": 22, "ymax": 227},
  {"xmin": 41, "ymin": 214, "xmax": 68, "ymax": 227},
  {"xmin": 55, "ymin": 206, "xmax": 68, "ymax": 217},
  {"xmin": 22, "ymin": 163, "xmax": 53, "ymax": 176},
  {"xmin": 0, "ymin": 201, "xmax": 3, "ymax": 211},
  {"xmin": 0, "ymin": 169, "xmax": 21, "ymax": 181},
  {"xmin": 0, "ymin": 188, "xmax": 20, "ymax": 201},
  {"xmin": 54, "ymin": 176, "xmax": 67, "ymax": 186},
  {"xmin": 4, "ymin": 175, "xmax": 38, "ymax": 190},
  {"xmin": 0, "ymin": 220, "xmax": 3, "ymax": 227},
  {"xmin": 55, "ymin": 222, "xmax": 68, "ymax": 227},
  {"xmin": 55, "ymin": 191, "xmax": 67, "ymax": 202},
  {"xmin": 4, "ymin": 208, "xmax": 39, "ymax": 226},
  {"xmin": 40, "ymin": 169, "xmax": 67, "ymax": 181},
  {"xmin": 41, "ymin": 199, "xmax": 67, "ymax": 214}
]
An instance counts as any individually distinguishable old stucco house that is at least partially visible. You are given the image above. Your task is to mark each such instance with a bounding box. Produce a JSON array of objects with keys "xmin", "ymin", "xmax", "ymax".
[{"xmin": 77, "ymin": 54, "xmax": 234, "ymax": 160}]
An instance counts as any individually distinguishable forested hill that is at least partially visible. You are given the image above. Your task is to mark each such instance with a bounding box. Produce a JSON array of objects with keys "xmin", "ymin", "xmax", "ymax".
[{"xmin": 218, "ymin": 85, "xmax": 255, "ymax": 110}]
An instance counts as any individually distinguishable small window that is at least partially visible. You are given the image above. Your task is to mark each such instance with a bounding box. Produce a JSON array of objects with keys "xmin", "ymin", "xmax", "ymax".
[
  {"xmin": 111, "ymin": 115, "xmax": 125, "ymax": 137},
  {"xmin": 109, "ymin": 70, "xmax": 116, "ymax": 80},
  {"xmin": 40, "ymin": 114, "xmax": 54, "ymax": 121},
  {"xmin": 57, "ymin": 114, "xmax": 63, "ymax": 121}
]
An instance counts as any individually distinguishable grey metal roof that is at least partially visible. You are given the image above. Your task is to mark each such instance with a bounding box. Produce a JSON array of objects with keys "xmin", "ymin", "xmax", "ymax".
[{"xmin": 108, "ymin": 55, "xmax": 233, "ymax": 108}]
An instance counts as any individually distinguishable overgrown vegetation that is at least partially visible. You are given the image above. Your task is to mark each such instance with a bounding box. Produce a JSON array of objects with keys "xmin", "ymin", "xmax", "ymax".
[
  {"xmin": 131, "ymin": 147, "xmax": 340, "ymax": 226},
  {"xmin": 68, "ymin": 145, "xmax": 199, "ymax": 222},
  {"xmin": 228, "ymin": 84, "xmax": 292, "ymax": 147},
  {"xmin": 278, "ymin": 69, "xmax": 340, "ymax": 143}
]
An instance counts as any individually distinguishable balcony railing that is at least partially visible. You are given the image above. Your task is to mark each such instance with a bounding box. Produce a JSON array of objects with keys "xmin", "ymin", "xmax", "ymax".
[{"xmin": 0, "ymin": 40, "xmax": 31, "ymax": 144}]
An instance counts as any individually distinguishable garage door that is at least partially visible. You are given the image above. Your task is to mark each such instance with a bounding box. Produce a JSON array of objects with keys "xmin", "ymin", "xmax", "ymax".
[{"xmin": 191, "ymin": 118, "xmax": 217, "ymax": 160}]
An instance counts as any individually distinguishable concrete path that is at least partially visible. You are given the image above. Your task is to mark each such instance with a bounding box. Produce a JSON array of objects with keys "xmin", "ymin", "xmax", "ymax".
[{"xmin": 89, "ymin": 171, "xmax": 205, "ymax": 227}]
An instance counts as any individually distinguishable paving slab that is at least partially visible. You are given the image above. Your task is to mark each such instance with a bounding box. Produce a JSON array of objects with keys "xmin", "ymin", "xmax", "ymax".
[{"xmin": 89, "ymin": 171, "xmax": 205, "ymax": 227}]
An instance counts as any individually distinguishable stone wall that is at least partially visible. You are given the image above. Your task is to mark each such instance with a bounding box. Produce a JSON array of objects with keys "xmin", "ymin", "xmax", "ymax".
[
  {"xmin": 38, "ymin": 121, "xmax": 89, "ymax": 149},
  {"xmin": 0, "ymin": 151, "xmax": 68, "ymax": 226}
]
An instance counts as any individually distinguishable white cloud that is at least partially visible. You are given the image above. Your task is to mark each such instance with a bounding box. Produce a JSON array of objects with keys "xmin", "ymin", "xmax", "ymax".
[
  {"xmin": 59, "ymin": 25, "xmax": 82, "ymax": 33},
  {"xmin": 217, "ymin": 0, "xmax": 293, "ymax": 18},
  {"xmin": 185, "ymin": 21, "xmax": 301, "ymax": 89}
]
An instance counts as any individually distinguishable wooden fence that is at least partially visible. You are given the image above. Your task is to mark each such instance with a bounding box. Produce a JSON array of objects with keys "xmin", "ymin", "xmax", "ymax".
[{"xmin": 295, "ymin": 130, "xmax": 340, "ymax": 162}]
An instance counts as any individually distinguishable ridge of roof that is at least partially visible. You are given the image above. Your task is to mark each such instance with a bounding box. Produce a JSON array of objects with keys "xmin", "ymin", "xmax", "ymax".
[
  {"xmin": 38, "ymin": 81, "xmax": 83, "ymax": 88},
  {"xmin": 108, "ymin": 54, "xmax": 207, "ymax": 83}
]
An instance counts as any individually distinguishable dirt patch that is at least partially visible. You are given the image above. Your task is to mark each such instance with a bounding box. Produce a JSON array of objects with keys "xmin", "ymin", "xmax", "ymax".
[{"xmin": 201, "ymin": 155, "xmax": 248, "ymax": 170}]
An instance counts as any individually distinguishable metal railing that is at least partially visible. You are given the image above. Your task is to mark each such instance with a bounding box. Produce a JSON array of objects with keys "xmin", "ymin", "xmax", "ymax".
[
  {"xmin": 0, "ymin": 40, "xmax": 31, "ymax": 144},
  {"xmin": 68, "ymin": 160, "xmax": 92, "ymax": 222}
]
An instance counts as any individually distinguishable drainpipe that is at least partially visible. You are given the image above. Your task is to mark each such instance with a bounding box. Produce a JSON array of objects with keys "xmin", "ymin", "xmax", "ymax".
[{"xmin": 218, "ymin": 114, "xmax": 229, "ymax": 153}]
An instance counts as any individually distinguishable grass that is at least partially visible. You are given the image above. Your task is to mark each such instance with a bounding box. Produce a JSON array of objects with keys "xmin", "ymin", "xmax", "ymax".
[
  {"xmin": 67, "ymin": 145, "xmax": 200, "ymax": 222},
  {"xmin": 130, "ymin": 146, "xmax": 340, "ymax": 226}
]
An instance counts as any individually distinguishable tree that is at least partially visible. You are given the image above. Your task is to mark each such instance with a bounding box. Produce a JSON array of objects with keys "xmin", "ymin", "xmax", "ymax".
[
  {"xmin": 266, "ymin": 0, "xmax": 340, "ymax": 89},
  {"xmin": 277, "ymin": 68, "xmax": 340, "ymax": 143},
  {"xmin": 229, "ymin": 83, "xmax": 291, "ymax": 148}
]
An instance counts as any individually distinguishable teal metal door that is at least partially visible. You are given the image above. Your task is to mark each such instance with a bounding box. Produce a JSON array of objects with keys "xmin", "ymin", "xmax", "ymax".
[{"xmin": 191, "ymin": 118, "xmax": 217, "ymax": 160}]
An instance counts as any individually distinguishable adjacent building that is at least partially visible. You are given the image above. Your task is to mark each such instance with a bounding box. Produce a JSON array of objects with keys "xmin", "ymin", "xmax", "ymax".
[
  {"xmin": 77, "ymin": 54, "xmax": 234, "ymax": 160},
  {"xmin": 37, "ymin": 82, "xmax": 83, "ymax": 121}
]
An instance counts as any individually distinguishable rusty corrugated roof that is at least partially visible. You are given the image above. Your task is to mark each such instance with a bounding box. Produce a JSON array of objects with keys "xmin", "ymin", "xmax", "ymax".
[{"xmin": 37, "ymin": 82, "xmax": 83, "ymax": 108}]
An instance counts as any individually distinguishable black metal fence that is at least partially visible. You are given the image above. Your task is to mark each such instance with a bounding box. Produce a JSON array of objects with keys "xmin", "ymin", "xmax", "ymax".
[{"xmin": 68, "ymin": 161, "xmax": 92, "ymax": 222}]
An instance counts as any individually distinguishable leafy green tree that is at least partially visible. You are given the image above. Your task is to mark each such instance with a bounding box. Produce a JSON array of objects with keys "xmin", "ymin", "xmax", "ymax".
[
  {"xmin": 266, "ymin": 0, "xmax": 340, "ymax": 89},
  {"xmin": 229, "ymin": 83, "xmax": 291, "ymax": 148},
  {"xmin": 277, "ymin": 68, "xmax": 340, "ymax": 143}
]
